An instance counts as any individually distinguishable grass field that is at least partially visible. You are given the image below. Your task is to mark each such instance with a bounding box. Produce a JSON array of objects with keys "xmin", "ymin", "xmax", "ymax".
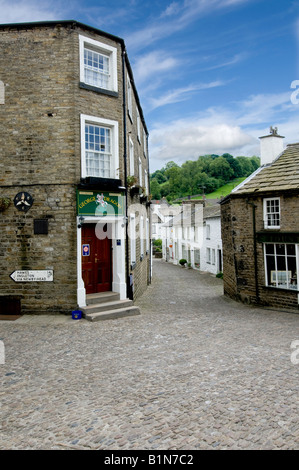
[{"xmin": 191, "ymin": 177, "xmax": 247, "ymax": 200}]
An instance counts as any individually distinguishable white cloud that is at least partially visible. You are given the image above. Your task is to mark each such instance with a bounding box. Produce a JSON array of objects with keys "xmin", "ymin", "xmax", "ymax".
[
  {"xmin": 148, "ymin": 89, "xmax": 299, "ymax": 170},
  {"xmin": 148, "ymin": 80, "xmax": 225, "ymax": 110},
  {"xmin": 0, "ymin": 0, "xmax": 65, "ymax": 23},
  {"xmin": 150, "ymin": 120, "xmax": 255, "ymax": 166},
  {"xmin": 133, "ymin": 51, "xmax": 179, "ymax": 85}
]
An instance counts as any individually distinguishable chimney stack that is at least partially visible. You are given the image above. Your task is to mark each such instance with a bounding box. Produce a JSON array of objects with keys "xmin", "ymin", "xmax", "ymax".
[{"xmin": 259, "ymin": 126, "xmax": 285, "ymax": 166}]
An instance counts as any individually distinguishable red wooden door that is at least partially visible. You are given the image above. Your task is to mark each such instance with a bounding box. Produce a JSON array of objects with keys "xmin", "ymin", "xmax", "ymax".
[{"xmin": 82, "ymin": 224, "xmax": 112, "ymax": 294}]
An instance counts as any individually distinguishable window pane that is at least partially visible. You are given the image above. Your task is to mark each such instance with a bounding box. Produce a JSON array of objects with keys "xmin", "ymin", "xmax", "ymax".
[
  {"xmin": 265, "ymin": 244, "xmax": 275, "ymax": 254},
  {"xmin": 84, "ymin": 48, "xmax": 110, "ymax": 89},
  {"xmin": 265, "ymin": 198, "xmax": 280, "ymax": 227},
  {"xmin": 265, "ymin": 243, "xmax": 298, "ymax": 290},
  {"xmin": 276, "ymin": 244, "xmax": 285, "ymax": 256},
  {"xmin": 85, "ymin": 124, "xmax": 111, "ymax": 178},
  {"xmin": 276, "ymin": 255, "xmax": 286, "ymax": 272},
  {"xmin": 287, "ymin": 244, "xmax": 296, "ymax": 256},
  {"xmin": 266, "ymin": 254, "xmax": 276, "ymax": 286}
]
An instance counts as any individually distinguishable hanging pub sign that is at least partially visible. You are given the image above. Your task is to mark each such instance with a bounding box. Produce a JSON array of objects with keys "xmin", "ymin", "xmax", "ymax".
[{"xmin": 77, "ymin": 191, "xmax": 125, "ymax": 217}]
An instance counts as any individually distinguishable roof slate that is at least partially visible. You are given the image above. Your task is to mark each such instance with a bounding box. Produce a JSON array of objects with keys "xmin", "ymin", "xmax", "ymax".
[{"xmin": 234, "ymin": 143, "xmax": 299, "ymax": 195}]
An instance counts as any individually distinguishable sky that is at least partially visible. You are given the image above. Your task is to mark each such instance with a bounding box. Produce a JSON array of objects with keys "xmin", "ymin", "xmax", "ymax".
[{"xmin": 1, "ymin": 0, "xmax": 299, "ymax": 172}]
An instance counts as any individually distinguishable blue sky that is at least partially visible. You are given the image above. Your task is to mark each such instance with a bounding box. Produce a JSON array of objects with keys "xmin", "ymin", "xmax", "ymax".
[{"xmin": 1, "ymin": 0, "xmax": 299, "ymax": 171}]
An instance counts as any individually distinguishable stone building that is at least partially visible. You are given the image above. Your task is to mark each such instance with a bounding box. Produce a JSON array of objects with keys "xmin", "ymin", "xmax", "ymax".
[
  {"xmin": 0, "ymin": 20, "xmax": 151, "ymax": 318},
  {"xmin": 221, "ymin": 128, "xmax": 299, "ymax": 312}
]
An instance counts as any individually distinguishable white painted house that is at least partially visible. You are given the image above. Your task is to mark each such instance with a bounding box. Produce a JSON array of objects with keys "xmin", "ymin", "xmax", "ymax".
[
  {"xmin": 161, "ymin": 201, "xmax": 223, "ymax": 275},
  {"xmin": 201, "ymin": 205, "xmax": 223, "ymax": 275}
]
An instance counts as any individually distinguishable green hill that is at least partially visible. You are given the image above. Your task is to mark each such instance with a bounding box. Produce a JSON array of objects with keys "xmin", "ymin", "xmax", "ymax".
[
  {"xmin": 150, "ymin": 155, "xmax": 260, "ymax": 202},
  {"xmin": 192, "ymin": 177, "xmax": 247, "ymax": 200}
]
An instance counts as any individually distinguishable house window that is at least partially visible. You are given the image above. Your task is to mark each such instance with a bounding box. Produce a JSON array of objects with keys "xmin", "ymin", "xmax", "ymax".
[
  {"xmin": 127, "ymin": 75, "xmax": 133, "ymax": 119},
  {"xmin": 129, "ymin": 137, "xmax": 134, "ymax": 176},
  {"xmin": 264, "ymin": 243, "xmax": 298, "ymax": 290},
  {"xmin": 207, "ymin": 248, "xmax": 211, "ymax": 264},
  {"xmin": 263, "ymin": 198, "xmax": 280, "ymax": 229},
  {"xmin": 139, "ymin": 157, "xmax": 142, "ymax": 187},
  {"xmin": 137, "ymin": 107, "xmax": 141, "ymax": 142},
  {"xmin": 146, "ymin": 218, "xmax": 150, "ymax": 254},
  {"xmin": 130, "ymin": 214, "xmax": 136, "ymax": 268},
  {"xmin": 140, "ymin": 216, "xmax": 144, "ymax": 260},
  {"xmin": 81, "ymin": 115, "xmax": 119, "ymax": 179},
  {"xmin": 79, "ymin": 35, "xmax": 118, "ymax": 93},
  {"xmin": 206, "ymin": 224, "xmax": 210, "ymax": 239},
  {"xmin": 212, "ymin": 249, "xmax": 216, "ymax": 265},
  {"xmin": 143, "ymin": 129, "xmax": 147, "ymax": 157},
  {"xmin": 144, "ymin": 170, "xmax": 148, "ymax": 195}
]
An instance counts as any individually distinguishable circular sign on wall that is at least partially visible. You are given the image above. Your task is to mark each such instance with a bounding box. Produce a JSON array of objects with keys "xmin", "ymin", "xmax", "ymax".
[{"xmin": 14, "ymin": 192, "xmax": 34, "ymax": 212}]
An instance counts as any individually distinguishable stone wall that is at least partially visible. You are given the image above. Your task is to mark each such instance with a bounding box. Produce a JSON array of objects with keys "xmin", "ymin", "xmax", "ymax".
[
  {"xmin": 221, "ymin": 193, "xmax": 299, "ymax": 311},
  {"xmin": 0, "ymin": 22, "xmax": 150, "ymax": 314}
]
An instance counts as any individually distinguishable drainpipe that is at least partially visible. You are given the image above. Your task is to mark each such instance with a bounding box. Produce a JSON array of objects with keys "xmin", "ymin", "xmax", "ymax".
[
  {"xmin": 248, "ymin": 200, "xmax": 259, "ymax": 302},
  {"xmin": 122, "ymin": 47, "xmax": 130, "ymax": 299}
]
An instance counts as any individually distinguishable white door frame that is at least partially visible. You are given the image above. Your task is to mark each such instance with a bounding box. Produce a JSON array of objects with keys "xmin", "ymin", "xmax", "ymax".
[{"xmin": 77, "ymin": 216, "xmax": 126, "ymax": 307}]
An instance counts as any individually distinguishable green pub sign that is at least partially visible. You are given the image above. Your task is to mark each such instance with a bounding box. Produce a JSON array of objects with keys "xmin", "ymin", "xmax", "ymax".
[{"xmin": 77, "ymin": 190, "xmax": 125, "ymax": 217}]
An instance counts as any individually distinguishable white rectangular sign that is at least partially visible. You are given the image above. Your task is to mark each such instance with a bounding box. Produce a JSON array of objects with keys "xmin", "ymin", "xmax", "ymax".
[{"xmin": 10, "ymin": 270, "xmax": 53, "ymax": 282}]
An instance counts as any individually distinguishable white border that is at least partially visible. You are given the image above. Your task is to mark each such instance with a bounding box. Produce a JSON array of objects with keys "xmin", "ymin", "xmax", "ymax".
[
  {"xmin": 79, "ymin": 34, "xmax": 118, "ymax": 92},
  {"xmin": 77, "ymin": 216, "xmax": 127, "ymax": 307},
  {"xmin": 80, "ymin": 114, "xmax": 119, "ymax": 180}
]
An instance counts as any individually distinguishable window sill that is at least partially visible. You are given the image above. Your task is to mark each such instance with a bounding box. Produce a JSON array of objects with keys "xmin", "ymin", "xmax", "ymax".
[
  {"xmin": 131, "ymin": 262, "xmax": 136, "ymax": 271},
  {"xmin": 263, "ymin": 285, "xmax": 298, "ymax": 293},
  {"xmin": 79, "ymin": 82, "xmax": 118, "ymax": 97}
]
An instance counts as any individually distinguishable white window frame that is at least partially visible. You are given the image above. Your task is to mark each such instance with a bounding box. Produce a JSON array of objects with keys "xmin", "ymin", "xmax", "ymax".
[
  {"xmin": 206, "ymin": 224, "xmax": 211, "ymax": 239},
  {"xmin": 139, "ymin": 157, "xmax": 142, "ymax": 187},
  {"xmin": 146, "ymin": 218, "xmax": 150, "ymax": 254},
  {"xmin": 79, "ymin": 35, "xmax": 118, "ymax": 93},
  {"xmin": 207, "ymin": 247, "xmax": 211, "ymax": 264},
  {"xmin": 127, "ymin": 74, "xmax": 133, "ymax": 120},
  {"xmin": 263, "ymin": 197, "xmax": 280, "ymax": 229},
  {"xmin": 129, "ymin": 137, "xmax": 134, "ymax": 176},
  {"xmin": 143, "ymin": 128, "xmax": 147, "ymax": 157},
  {"xmin": 144, "ymin": 169, "xmax": 148, "ymax": 195},
  {"xmin": 140, "ymin": 216, "xmax": 144, "ymax": 260},
  {"xmin": 80, "ymin": 114, "xmax": 119, "ymax": 179},
  {"xmin": 130, "ymin": 213, "xmax": 136, "ymax": 268},
  {"xmin": 137, "ymin": 107, "xmax": 141, "ymax": 142},
  {"xmin": 264, "ymin": 243, "xmax": 299, "ymax": 291}
]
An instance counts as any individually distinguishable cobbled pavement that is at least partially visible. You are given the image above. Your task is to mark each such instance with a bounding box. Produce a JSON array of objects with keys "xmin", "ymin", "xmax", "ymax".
[{"xmin": 0, "ymin": 259, "xmax": 298, "ymax": 450}]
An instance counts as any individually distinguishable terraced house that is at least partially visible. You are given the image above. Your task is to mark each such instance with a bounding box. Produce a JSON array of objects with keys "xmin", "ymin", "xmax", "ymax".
[
  {"xmin": 221, "ymin": 128, "xmax": 299, "ymax": 312},
  {"xmin": 0, "ymin": 21, "xmax": 151, "ymax": 319}
]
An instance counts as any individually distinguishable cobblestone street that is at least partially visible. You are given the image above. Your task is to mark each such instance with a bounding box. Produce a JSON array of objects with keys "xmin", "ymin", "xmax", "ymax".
[{"xmin": 0, "ymin": 259, "xmax": 298, "ymax": 450}]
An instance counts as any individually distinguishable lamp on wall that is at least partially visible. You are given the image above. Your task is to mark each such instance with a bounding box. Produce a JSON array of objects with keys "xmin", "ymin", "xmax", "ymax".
[{"xmin": 78, "ymin": 216, "xmax": 85, "ymax": 228}]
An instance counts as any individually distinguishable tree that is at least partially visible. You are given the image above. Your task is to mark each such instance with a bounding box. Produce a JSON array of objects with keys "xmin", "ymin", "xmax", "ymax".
[
  {"xmin": 209, "ymin": 156, "xmax": 234, "ymax": 184},
  {"xmin": 150, "ymin": 178, "xmax": 161, "ymax": 200}
]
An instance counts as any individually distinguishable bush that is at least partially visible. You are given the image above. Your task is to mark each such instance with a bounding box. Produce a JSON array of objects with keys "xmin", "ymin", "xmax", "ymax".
[
  {"xmin": 179, "ymin": 259, "xmax": 187, "ymax": 266},
  {"xmin": 216, "ymin": 272, "xmax": 223, "ymax": 279}
]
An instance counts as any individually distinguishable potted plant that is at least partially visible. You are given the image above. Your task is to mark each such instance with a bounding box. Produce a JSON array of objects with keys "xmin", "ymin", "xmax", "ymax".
[
  {"xmin": 0, "ymin": 197, "xmax": 11, "ymax": 212},
  {"xmin": 179, "ymin": 259, "xmax": 187, "ymax": 267},
  {"xmin": 127, "ymin": 175, "xmax": 138, "ymax": 188},
  {"xmin": 140, "ymin": 187, "xmax": 148, "ymax": 203}
]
